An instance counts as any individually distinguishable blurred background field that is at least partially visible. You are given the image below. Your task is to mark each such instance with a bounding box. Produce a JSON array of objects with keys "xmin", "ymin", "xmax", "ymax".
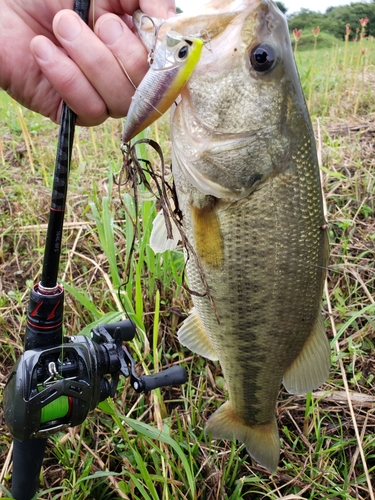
[{"xmin": 0, "ymin": 4, "xmax": 374, "ymax": 500}]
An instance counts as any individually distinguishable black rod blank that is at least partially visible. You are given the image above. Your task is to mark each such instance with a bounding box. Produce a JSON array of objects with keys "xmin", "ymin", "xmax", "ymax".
[{"xmin": 41, "ymin": 103, "xmax": 76, "ymax": 289}]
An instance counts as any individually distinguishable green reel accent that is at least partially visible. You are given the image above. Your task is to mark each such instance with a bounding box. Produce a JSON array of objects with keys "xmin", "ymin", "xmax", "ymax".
[{"xmin": 39, "ymin": 388, "xmax": 70, "ymax": 423}]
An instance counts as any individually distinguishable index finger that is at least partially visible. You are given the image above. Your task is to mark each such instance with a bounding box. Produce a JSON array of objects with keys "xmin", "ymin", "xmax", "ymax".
[
  {"xmin": 93, "ymin": 1, "xmax": 176, "ymax": 19},
  {"xmin": 139, "ymin": 0, "xmax": 176, "ymax": 18}
]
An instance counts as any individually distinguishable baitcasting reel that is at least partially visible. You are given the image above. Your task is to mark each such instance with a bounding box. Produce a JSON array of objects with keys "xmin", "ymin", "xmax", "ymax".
[{"xmin": 4, "ymin": 315, "xmax": 187, "ymax": 442}]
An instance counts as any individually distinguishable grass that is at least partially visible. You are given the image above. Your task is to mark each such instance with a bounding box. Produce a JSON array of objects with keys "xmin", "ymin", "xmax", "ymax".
[{"xmin": 1, "ymin": 33, "xmax": 375, "ymax": 500}]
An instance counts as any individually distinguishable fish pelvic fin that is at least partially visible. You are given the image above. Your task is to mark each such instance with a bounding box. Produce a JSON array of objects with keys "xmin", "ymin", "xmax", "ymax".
[
  {"xmin": 283, "ymin": 314, "xmax": 331, "ymax": 394},
  {"xmin": 178, "ymin": 308, "xmax": 218, "ymax": 361},
  {"xmin": 206, "ymin": 401, "xmax": 280, "ymax": 473},
  {"xmin": 149, "ymin": 208, "xmax": 180, "ymax": 253}
]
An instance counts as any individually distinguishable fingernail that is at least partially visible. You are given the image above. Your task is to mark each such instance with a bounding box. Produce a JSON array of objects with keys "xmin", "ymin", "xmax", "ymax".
[
  {"xmin": 99, "ymin": 18, "xmax": 124, "ymax": 45},
  {"xmin": 56, "ymin": 12, "xmax": 82, "ymax": 41},
  {"xmin": 33, "ymin": 38, "xmax": 53, "ymax": 62},
  {"xmin": 167, "ymin": 9, "xmax": 176, "ymax": 18}
]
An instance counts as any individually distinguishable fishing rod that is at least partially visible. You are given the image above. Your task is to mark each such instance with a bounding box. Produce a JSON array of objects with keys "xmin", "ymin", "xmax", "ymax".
[{"xmin": 2, "ymin": 2, "xmax": 187, "ymax": 499}]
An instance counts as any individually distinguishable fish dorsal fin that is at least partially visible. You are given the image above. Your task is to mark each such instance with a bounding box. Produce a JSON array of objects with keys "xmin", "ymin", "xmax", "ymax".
[
  {"xmin": 149, "ymin": 209, "xmax": 180, "ymax": 253},
  {"xmin": 283, "ymin": 314, "xmax": 331, "ymax": 394},
  {"xmin": 178, "ymin": 308, "xmax": 218, "ymax": 361},
  {"xmin": 206, "ymin": 401, "xmax": 280, "ymax": 472}
]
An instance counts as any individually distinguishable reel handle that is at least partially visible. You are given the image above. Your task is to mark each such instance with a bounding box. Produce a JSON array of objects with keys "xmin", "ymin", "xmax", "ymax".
[{"xmin": 135, "ymin": 365, "xmax": 188, "ymax": 392}]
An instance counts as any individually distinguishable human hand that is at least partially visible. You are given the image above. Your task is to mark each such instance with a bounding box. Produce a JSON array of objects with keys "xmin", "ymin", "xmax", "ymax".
[{"xmin": 0, "ymin": 1, "xmax": 175, "ymax": 126}]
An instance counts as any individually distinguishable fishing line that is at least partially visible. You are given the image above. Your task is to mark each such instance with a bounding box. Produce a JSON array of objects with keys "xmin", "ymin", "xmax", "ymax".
[
  {"xmin": 114, "ymin": 55, "xmax": 165, "ymax": 122},
  {"xmin": 114, "ymin": 54, "xmax": 137, "ymax": 91},
  {"xmin": 39, "ymin": 389, "xmax": 71, "ymax": 423},
  {"xmin": 91, "ymin": 0, "xmax": 95, "ymax": 29}
]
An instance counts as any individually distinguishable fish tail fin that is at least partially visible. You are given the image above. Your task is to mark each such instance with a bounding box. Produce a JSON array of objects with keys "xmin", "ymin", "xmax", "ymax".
[{"xmin": 205, "ymin": 401, "xmax": 279, "ymax": 472}]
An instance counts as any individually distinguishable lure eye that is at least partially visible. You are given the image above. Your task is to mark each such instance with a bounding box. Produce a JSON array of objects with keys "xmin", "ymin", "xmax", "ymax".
[
  {"xmin": 249, "ymin": 43, "xmax": 276, "ymax": 72},
  {"xmin": 177, "ymin": 44, "xmax": 189, "ymax": 61}
]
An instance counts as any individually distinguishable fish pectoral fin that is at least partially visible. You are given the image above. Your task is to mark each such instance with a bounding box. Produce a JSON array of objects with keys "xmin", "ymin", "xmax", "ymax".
[
  {"xmin": 283, "ymin": 314, "xmax": 331, "ymax": 394},
  {"xmin": 149, "ymin": 208, "xmax": 180, "ymax": 253},
  {"xmin": 205, "ymin": 401, "xmax": 280, "ymax": 473},
  {"xmin": 178, "ymin": 308, "xmax": 218, "ymax": 361},
  {"xmin": 191, "ymin": 201, "xmax": 224, "ymax": 269}
]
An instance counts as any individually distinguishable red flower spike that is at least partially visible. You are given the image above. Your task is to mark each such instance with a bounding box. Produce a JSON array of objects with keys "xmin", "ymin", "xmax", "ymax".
[
  {"xmin": 312, "ymin": 26, "xmax": 320, "ymax": 37},
  {"xmin": 292, "ymin": 28, "xmax": 303, "ymax": 41}
]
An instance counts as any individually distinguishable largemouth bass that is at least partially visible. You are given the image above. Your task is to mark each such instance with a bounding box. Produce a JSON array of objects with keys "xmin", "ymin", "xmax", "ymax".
[{"xmin": 129, "ymin": 0, "xmax": 331, "ymax": 472}]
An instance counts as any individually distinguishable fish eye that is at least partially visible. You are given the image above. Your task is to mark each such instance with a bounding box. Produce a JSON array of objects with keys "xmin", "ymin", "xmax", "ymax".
[
  {"xmin": 249, "ymin": 43, "xmax": 276, "ymax": 72},
  {"xmin": 177, "ymin": 44, "xmax": 189, "ymax": 61}
]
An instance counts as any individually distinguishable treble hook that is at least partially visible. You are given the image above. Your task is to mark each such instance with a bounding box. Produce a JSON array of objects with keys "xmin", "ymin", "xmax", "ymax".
[{"xmin": 138, "ymin": 13, "xmax": 167, "ymax": 66}]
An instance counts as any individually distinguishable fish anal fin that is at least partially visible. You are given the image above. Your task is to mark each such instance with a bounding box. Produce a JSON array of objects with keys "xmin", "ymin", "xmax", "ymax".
[
  {"xmin": 191, "ymin": 200, "xmax": 223, "ymax": 269},
  {"xmin": 283, "ymin": 314, "xmax": 331, "ymax": 394},
  {"xmin": 205, "ymin": 401, "xmax": 280, "ymax": 472},
  {"xmin": 178, "ymin": 308, "xmax": 218, "ymax": 361}
]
